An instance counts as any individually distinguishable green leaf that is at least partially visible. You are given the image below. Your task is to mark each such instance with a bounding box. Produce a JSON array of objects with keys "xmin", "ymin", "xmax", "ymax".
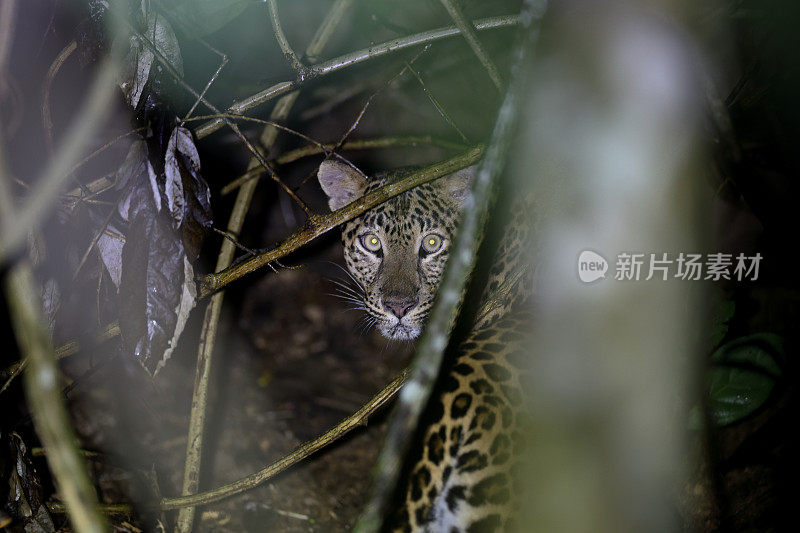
[
  {"xmin": 707, "ymin": 333, "xmax": 784, "ymax": 426},
  {"xmin": 711, "ymin": 333, "xmax": 783, "ymax": 376},
  {"xmin": 172, "ymin": 0, "xmax": 253, "ymax": 38},
  {"xmin": 708, "ymin": 366, "xmax": 775, "ymax": 425},
  {"xmin": 708, "ymin": 294, "xmax": 735, "ymax": 349}
]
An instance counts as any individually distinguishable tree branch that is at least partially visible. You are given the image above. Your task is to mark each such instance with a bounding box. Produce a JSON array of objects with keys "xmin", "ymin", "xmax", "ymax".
[
  {"xmin": 267, "ymin": 0, "xmax": 305, "ymax": 75},
  {"xmin": 193, "ymin": 14, "xmax": 521, "ymax": 139},
  {"xmin": 161, "ymin": 368, "xmax": 408, "ymax": 511},
  {"xmin": 439, "ymin": 0, "xmax": 504, "ymax": 91},
  {"xmin": 198, "ymin": 145, "xmax": 484, "ymax": 298},
  {"xmin": 219, "ymin": 135, "xmax": 467, "ymax": 195},
  {"xmin": 1, "ymin": 321, "xmax": 120, "ymax": 395}
]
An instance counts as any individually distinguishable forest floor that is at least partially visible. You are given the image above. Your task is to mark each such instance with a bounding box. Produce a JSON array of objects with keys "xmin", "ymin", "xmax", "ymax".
[{"xmin": 63, "ymin": 242, "xmax": 412, "ymax": 533}]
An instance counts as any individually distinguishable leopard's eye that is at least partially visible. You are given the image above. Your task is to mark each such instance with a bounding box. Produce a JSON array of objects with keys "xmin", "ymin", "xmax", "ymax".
[
  {"xmin": 421, "ymin": 233, "xmax": 443, "ymax": 254},
  {"xmin": 361, "ymin": 233, "xmax": 382, "ymax": 252}
]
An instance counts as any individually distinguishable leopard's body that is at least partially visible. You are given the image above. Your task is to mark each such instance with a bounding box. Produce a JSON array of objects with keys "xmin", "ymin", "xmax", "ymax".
[{"xmin": 318, "ymin": 161, "xmax": 530, "ymax": 532}]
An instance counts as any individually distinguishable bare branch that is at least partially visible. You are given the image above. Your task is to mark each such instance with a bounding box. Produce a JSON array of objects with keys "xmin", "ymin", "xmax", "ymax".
[
  {"xmin": 1, "ymin": 321, "xmax": 120, "ymax": 395},
  {"xmin": 199, "ymin": 145, "xmax": 484, "ymax": 297},
  {"xmin": 161, "ymin": 369, "xmax": 409, "ymax": 511},
  {"xmin": 267, "ymin": 0, "xmax": 305, "ymax": 75},
  {"xmin": 405, "ymin": 61, "xmax": 469, "ymax": 143},
  {"xmin": 439, "ymin": 0, "xmax": 504, "ymax": 91},
  {"xmin": 42, "ymin": 40, "xmax": 77, "ymax": 154},
  {"xmin": 193, "ymin": 14, "xmax": 521, "ymax": 139},
  {"xmin": 182, "ymin": 53, "xmax": 228, "ymax": 123},
  {"xmin": 220, "ymin": 135, "xmax": 467, "ymax": 196}
]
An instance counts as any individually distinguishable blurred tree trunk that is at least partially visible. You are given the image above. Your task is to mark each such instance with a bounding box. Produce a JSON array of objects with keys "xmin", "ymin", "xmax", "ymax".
[{"xmin": 515, "ymin": 1, "xmax": 710, "ymax": 531}]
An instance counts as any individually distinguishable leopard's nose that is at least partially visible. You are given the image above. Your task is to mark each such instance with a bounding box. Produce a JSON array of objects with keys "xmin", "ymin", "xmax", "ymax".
[{"xmin": 383, "ymin": 297, "xmax": 418, "ymax": 318}]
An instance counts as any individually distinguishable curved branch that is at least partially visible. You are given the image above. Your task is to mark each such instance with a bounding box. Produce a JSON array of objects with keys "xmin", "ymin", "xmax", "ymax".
[
  {"xmin": 42, "ymin": 40, "xmax": 77, "ymax": 154},
  {"xmin": 439, "ymin": 0, "xmax": 504, "ymax": 91},
  {"xmin": 198, "ymin": 145, "xmax": 484, "ymax": 297},
  {"xmin": 160, "ymin": 368, "xmax": 408, "ymax": 511},
  {"xmin": 220, "ymin": 135, "xmax": 467, "ymax": 196},
  {"xmin": 193, "ymin": 14, "xmax": 521, "ymax": 139},
  {"xmin": 1, "ymin": 321, "xmax": 120, "ymax": 395},
  {"xmin": 267, "ymin": 0, "xmax": 305, "ymax": 75}
]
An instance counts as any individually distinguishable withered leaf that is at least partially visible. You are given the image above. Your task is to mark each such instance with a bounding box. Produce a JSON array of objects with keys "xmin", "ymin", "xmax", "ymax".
[
  {"xmin": 96, "ymin": 225, "xmax": 125, "ymax": 289},
  {"xmin": 118, "ymin": 11, "xmax": 182, "ymax": 109},
  {"xmin": 119, "ymin": 169, "xmax": 186, "ymax": 376},
  {"xmin": 3, "ymin": 433, "xmax": 55, "ymax": 533},
  {"xmin": 117, "ymin": 127, "xmax": 209, "ymax": 375},
  {"xmin": 164, "ymin": 126, "xmax": 211, "ymax": 260}
]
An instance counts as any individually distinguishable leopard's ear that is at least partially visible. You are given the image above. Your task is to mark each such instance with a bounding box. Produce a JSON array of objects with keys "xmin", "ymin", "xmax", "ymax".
[
  {"xmin": 440, "ymin": 164, "xmax": 477, "ymax": 206},
  {"xmin": 317, "ymin": 160, "xmax": 367, "ymax": 211}
]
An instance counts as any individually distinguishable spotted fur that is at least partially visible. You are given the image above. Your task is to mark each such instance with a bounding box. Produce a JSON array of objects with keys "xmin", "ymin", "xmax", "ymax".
[{"xmin": 318, "ymin": 161, "xmax": 530, "ymax": 532}]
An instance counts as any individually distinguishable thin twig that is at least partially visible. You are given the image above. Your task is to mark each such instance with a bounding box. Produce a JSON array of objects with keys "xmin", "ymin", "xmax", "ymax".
[
  {"xmin": 185, "ymin": 112, "xmax": 365, "ymax": 192},
  {"xmin": 32, "ymin": 447, "xmax": 102, "ymax": 458},
  {"xmin": 72, "ymin": 208, "xmax": 116, "ymax": 282},
  {"xmin": 61, "ymin": 127, "xmax": 147, "ymax": 199},
  {"xmin": 183, "ymin": 114, "xmax": 335, "ymax": 159},
  {"xmin": 193, "ymin": 14, "xmax": 521, "ymax": 139},
  {"xmin": 210, "ymin": 227, "xmax": 259, "ymax": 257},
  {"xmin": 439, "ymin": 0, "xmax": 504, "ymax": 91},
  {"xmin": 182, "ymin": 53, "xmax": 228, "ymax": 123},
  {"xmin": 199, "ymin": 145, "xmax": 484, "ymax": 297},
  {"xmin": 47, "ymin": 502, "xmax": 133, "ymax": 516},
  {"xmin": 161, "ymin": 369, "xmax": 409, "ymax": 511},
  {"xmin": 1, "ymin": 321, "xmax": 120, "ymax": 395},
  {"xmin": 220, "ymin": 135, "xmax": 466, "ymax": 195},
  {"xmin": 42, "ymin": 40, "xmax": 77, "ymax": 155},
  {"xmin": 405, "ymin": 61, "xmax": 469, "ymax": 143},
  {"xmin": 149, "ymin": 0, "xmax": 230, "ymax": 124},
  {"xmin": 332, "ymin": 45, "xmax": 430, "ymax": 156},
  {"xmin": 267, "ymin": 0, "xmax": 305, "ymax": 75}
]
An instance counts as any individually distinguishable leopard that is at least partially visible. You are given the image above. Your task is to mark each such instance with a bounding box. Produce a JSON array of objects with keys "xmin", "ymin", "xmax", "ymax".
[{"xmin": 318, "ymin": 159, "xmax": 531, "ymax": 532}]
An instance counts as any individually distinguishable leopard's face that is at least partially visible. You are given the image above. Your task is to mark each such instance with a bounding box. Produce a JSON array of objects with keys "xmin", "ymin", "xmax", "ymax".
[{"xmin": 318, "ymin": 162, "xmax": 475, "ymax": 340}]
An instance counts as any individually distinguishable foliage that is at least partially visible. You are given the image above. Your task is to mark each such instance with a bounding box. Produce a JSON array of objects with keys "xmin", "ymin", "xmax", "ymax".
[{"xmin": 707, "ymin": 332, "xmax": 784, "ymax": 426}]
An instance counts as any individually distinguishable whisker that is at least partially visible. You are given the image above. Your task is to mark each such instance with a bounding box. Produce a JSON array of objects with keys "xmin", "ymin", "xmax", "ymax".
[
  {"xmin": 357, "ymin": 315, "xmax": 378, "ymax": 337},
  {"xmin": 325, "ymin": 291, "xmax": 363, "ymax": 304},
  {"xmin": 327, "ymin": 261, "xmax": 364, "ymax": 290},
  {"xmin": 328, "ymin": 286, "xmax": 364, "ymax": 304},
  {"xmin": 323, "ymin": 263, "xmax": 366, "ymax": 295},
  {"xmin": 328, "ymin": 278, "xmax": 364, "ymax": 298}
]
